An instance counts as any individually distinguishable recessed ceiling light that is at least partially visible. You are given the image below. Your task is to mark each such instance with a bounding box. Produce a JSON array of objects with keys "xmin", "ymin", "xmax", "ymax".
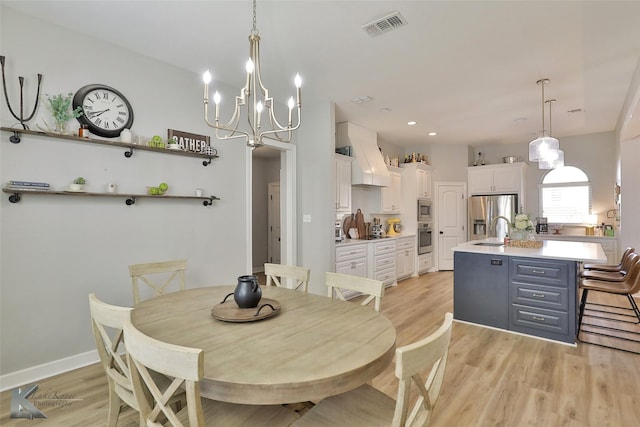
[
  {"xmin": 407, "ymin": 121, "xmax": 417, "ymax": 126},
  {"xmin": 428, "ymin": 132, "xmax": 437, "ymax": 136},
  {"xmin": 352, "ymin": 95, "xmax": 374, "ymax": 104}
]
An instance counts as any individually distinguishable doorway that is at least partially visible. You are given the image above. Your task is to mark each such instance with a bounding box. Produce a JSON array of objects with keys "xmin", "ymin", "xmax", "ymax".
[
  {"xmin": 435, "ymin": 182, "xmax": 466, "ymax": 270},
  {"xmin": 268, "ymin": 182, "xmax": 281, "ymax": 264}
]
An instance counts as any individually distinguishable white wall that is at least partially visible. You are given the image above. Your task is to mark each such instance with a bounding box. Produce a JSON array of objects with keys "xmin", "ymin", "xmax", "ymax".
[
  {"xmin": 0, "ymin": 7, "xmax": 242, "ymax": 376},
  {"xmin": 620, "ymin": 137, "xmax": 640, "ymax": 251},
  {"xmin": 297, "ymin": 101, "xmax": 335, "ymax": 295}
]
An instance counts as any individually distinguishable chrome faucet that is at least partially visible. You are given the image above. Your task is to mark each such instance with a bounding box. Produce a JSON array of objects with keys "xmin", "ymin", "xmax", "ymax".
[{"xmin": 490, "ymin": 215, "xmax": 512, "ymax": 235}]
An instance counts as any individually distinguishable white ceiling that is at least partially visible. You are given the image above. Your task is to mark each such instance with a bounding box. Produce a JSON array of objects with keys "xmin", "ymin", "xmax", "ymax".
[{"xmin": 5, "ymin": 1, "xmax": 640, "ymax": 149}]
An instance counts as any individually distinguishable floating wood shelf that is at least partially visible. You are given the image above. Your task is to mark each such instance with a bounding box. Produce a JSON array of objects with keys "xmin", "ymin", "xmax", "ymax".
[
  {"xmin": 1, "ymin": 126, "xmax": 218, "ymax": 166},
  {"xmin": 2, "ymin": 188, "xmax": 220, "ymax": 206}
]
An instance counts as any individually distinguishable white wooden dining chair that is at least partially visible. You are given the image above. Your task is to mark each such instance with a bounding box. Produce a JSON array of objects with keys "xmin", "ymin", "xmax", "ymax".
[
  {"xmin": 265, "ymin": 263, "xmax": 311, "ymax": 292},
  {"xmin": 129, "ymin": 259, "xmax": 187, "ymax": 304},
  {"xmin": 325, "ymin": 271, "xmax": 385, "ymax": 312},
  {"xmin": 88, "ymin": 293, "xmax": 140, "ymax": 426},
  {"xmin": 292, "ymin": 312, "xmax": 454, "ymax": 427},
  {"xmin": 122, "ymin": 319, "xmax": 300, "ymax": 427}
]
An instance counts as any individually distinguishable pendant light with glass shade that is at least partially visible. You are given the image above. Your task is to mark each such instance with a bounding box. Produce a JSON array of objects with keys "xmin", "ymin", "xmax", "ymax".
[
  {"xmin": 538, "ymin": 98, "xmax": 564, "ymax": 169},
  {"xmin": 529, "ymin": 78, "xmax": 559, "ymax": 162}
]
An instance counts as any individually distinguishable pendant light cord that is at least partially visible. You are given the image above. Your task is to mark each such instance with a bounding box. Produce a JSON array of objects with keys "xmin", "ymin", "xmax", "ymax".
[{"xmin": 252, "ymin": 0, "xmax": 258, "ymax": 35}]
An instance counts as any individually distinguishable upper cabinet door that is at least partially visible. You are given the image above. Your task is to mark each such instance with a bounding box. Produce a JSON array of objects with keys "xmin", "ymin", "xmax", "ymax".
[{"xmin": 468, "ymin": 163, "xmax": 525, "ymax": 196}]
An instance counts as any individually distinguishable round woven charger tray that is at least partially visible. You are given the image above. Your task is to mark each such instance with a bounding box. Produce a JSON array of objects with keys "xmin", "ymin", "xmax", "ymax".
[{"xmin": 210, "ymin": 298, "xmax": 281, "ymax": 323}]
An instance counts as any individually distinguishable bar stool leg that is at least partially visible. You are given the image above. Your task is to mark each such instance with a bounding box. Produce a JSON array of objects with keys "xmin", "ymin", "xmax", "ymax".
[
  {"xmin": 578, "ymin": 289, "xmax": 589, "ymax": 330},
  {"xmin": 627, "ymin": 294, "xmax": 640, "ymax": 323}
]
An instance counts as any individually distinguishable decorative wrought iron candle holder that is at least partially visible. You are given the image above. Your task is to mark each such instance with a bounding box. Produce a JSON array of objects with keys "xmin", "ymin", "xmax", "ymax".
[{"xmin": 1, "ymin": 56, "xmax": 43, "ymax": 142}]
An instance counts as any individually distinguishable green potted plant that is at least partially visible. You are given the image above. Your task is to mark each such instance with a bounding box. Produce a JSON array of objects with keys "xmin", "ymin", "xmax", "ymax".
[
  {"xmin": 42, "ymin": 92, "xmax": 83, "ymax": 134},
  {"xmin": 69, "ymin": 177, "xmax": 86, "ymax": 192},
  {"xmin": 167, "ymin": 138, "xmax": 181, "ymax": 150}
]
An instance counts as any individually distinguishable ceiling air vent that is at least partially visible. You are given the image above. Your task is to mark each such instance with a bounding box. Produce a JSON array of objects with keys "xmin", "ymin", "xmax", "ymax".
[{"xmin": 362, "ymin": 11, "xmax": 408, "ymax": 37}]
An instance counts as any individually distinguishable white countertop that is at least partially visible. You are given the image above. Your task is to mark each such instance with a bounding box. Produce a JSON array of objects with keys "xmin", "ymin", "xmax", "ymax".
[
  {"xmin": 336, "ymin": 234, "xmax": 415, "ymax": 246},
  {"xmin": 452, "ymin": 238, "xmax": 607, "ymax": 263}
]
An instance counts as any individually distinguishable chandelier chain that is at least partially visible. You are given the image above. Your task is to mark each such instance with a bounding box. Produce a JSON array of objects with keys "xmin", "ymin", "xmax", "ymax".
[{"xmin": 252, "ymin": 0, "xmax": 257, "ymax": 34}]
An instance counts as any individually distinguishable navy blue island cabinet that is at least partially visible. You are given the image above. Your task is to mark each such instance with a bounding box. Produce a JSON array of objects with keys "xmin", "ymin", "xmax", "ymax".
[{"xmin": 454, "ymin": 251, "xmax": 578, "ymax": 344}]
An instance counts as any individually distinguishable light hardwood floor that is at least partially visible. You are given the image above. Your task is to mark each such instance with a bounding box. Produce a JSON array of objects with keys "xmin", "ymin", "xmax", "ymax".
[{"xmin": 2, "ymin": 272, "xmax": 639, "ymax": 426}]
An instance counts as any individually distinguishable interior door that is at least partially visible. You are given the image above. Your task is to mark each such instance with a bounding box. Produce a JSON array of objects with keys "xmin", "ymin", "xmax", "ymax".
[
  {"xmin": 436, "ymin": 183, "xmax": 466, "ymax": 270},
  {"xmin": 268, "ymin": 182, "xmax": 281, "ymax": 264}
]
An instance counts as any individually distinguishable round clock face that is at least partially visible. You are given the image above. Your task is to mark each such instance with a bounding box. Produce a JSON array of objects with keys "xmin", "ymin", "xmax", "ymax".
[{"xmin": 73, "ymin": 84, "xmax": 134, "ymax": 138}]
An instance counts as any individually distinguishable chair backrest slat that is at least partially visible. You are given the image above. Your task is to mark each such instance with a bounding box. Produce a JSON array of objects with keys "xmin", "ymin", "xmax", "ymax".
[
  {"xmin": 325, "ymin": 272, "xmax": 384, "ymax": 312},
  {"xmin": 124, "ymin": 318, "xmax": 204, "ymax": 427},
  {"xmin": 392, "ymin": 312, "xmax": 454, "ymax": 427},
  {"xmin": 265, "ymin": 263, "xmax": 310, "ymax": 292},
  {"xmin": 129, "ymin": 259, "xmax": 187, "ymax": 304}
]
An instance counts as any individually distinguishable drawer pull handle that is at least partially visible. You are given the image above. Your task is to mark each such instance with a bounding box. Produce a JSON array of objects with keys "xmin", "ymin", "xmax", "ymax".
[
  {"xmin": 531, "ymin": 293, "xmax": 545, "ymax": 298},
  {"xmin": 531, "ymin": 270, "xmax": 545, "ymax": 275},
  {"xmin": 532, "ymin": 316, "xmax": 545, "ymax": 321}
]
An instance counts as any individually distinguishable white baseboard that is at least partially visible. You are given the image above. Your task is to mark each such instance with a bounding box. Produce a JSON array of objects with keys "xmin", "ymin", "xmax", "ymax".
[{"xmin": 0, "ymin": 350, "xmax": 99, "ymax": 392}]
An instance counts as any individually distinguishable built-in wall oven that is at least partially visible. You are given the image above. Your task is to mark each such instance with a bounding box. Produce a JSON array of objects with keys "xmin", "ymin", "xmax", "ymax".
[
  {"xmin": 418, "ymin": 198, "xmax": 432, "ymax": 222},
  {"xmin": 417, "ymin": 222, "xmax": 433, "ymax": 255}
]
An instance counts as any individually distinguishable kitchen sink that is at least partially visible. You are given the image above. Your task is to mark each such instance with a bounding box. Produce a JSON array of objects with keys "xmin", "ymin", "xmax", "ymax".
[{"xmin": 473, "ymin": 242, "xmax": 504, "ymax": 247}]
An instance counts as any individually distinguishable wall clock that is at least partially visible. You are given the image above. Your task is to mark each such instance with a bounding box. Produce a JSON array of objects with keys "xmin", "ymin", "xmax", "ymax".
[{"xmin": 73, "ymin": 84, "xmax": 134, "ymax": 138}]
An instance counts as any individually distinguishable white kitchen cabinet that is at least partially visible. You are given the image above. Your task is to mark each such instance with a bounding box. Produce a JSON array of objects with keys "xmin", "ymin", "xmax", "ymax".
[
  {"xmin": 369, "ymin": 239, "xmax": 397, "ymax": 287},
  {"xmin": 418, "ymin": 252, "xmax": 432, "ymax": 274},
  {"xmin": 335, "ymin": 243, "xmax": 368, "ymax": 278},
  {"xmin": 381, "ymin": 170, "xmax": 402, "ymax": 214},
  {"xmin": 417, "ymin": 167, "xmax": 432, "ymax": 199},
  {"xmin": 400, "ymin": 163, "xmax": 432, "ymax": 199},
  {"xmin": 468, "ymin": 163, "xmax": 526, "ymax": 196},
  {"xmin": 335, "ymin": 154, "xmax": 352, "ymax": 213},
  {"xmin": 396, "ymin": 236, "xmax": 416, "ymax": 280}
]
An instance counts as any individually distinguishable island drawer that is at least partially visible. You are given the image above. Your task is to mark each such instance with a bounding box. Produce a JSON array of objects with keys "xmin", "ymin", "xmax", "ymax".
[
  {"xmin": 510, "ymin": 304, "xmax": 569, "ymax": 338},
  {"xmin": 510, "ymin": 258, "xmax": 570, "ymax": 287},
  {"xmin": 510, "ymin": 282, "xmax": 569, "ymax": 312},
  {"xmin": 396, "ymin": 237, "xmax": 415, "ymax": 251}
]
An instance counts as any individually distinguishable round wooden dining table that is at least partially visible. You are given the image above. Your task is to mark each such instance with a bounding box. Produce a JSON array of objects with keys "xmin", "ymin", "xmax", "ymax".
[{"xmin": 131, "ymin": 285, "xmax": 396, "ymax": 405}]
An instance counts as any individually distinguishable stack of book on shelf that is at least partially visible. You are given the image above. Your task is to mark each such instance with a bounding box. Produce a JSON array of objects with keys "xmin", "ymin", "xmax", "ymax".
[{"xmin": 5, "ymin": 180, "xmax": 51, "ymax": 192}]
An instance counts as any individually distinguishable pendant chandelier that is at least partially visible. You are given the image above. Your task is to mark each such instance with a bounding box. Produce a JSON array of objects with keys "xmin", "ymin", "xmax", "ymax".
[
  {"xmin": 528, "ymin": 78, "xmax": 559, "ymax": 162},
  {"xmin": 538, "ymin": 98, "xmax": 564, "ymax": 169},
  {"xmin": 202, "ymin": 0, "xmax": 302, "ymax": 149}
]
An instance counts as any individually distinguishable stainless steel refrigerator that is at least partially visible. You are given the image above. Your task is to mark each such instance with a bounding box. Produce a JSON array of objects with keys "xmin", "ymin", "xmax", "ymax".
[{"xmin": 468, "ymin": 194, "xmax": 518, "ymax": 240}]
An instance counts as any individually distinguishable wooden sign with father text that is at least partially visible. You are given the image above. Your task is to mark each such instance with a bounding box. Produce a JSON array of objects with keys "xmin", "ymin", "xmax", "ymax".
[{"xmin": 167, "ymin": 129, "xmax": 211, "ymax": 152}]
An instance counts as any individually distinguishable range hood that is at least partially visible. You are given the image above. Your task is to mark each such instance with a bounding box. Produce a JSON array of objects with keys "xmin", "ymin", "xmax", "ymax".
[{"xmin": 336, "ymin": 122, "xmax": 390, "ymax": 187}]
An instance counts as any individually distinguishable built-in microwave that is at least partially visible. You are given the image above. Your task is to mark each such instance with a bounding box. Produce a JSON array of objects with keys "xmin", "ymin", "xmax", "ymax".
[
  {"xmin": 417, "ymin": 222, "xmax": 433, "ymax": 255},
  {"xmin": 417, "ymin": 198, "xmax": 432, "ymax": 222}
]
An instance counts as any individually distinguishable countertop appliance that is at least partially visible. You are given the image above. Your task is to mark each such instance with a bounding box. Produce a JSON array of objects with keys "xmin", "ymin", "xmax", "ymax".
[
  {"xmin": 371, "ymin": 217, "xmax": 385, "ymax": 238},
  {"xmin": 387, "ymin": 218, "xmax": 402, "ymax": 236},
  {"xmin": 536, "ymin": 217, "xmax": 548, "ymax": 234},
  {"xmin": 468, "ymin": 194, "xmax": 518, "ymax": 240},
  {"xmin": 335, "ymin": 220, "xmax": 344, "ymax": 242}
]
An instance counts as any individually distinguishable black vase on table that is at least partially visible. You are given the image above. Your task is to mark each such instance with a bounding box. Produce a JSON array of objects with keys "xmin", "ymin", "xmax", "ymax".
[{"xmin": 234, "ymin": 275, "xmax": 262, "ymax": 308}]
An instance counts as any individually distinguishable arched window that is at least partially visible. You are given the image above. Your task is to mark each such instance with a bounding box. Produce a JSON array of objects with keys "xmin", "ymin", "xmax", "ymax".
[{"xmin": 539, "ymin": 166, "xmax": 592, "ymax": 224}]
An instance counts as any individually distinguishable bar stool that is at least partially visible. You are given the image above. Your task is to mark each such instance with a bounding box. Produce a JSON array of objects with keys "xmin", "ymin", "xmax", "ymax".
[
  {"xmin": 580, "ymin": 251, "xmax": 638, "ymax": 282},
  {"xmin": 582, "ymin": 247, "xmax": 634, "ymax": 272},
  {"xmin": 578, "ymin": 256, "xmax": 640, "ymax": 353}
]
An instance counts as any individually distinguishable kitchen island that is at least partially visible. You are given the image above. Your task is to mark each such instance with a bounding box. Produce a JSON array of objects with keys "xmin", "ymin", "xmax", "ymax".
[{"xmin": 452, "ymin": 238, "xmax": 606, "ymax": 344}]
